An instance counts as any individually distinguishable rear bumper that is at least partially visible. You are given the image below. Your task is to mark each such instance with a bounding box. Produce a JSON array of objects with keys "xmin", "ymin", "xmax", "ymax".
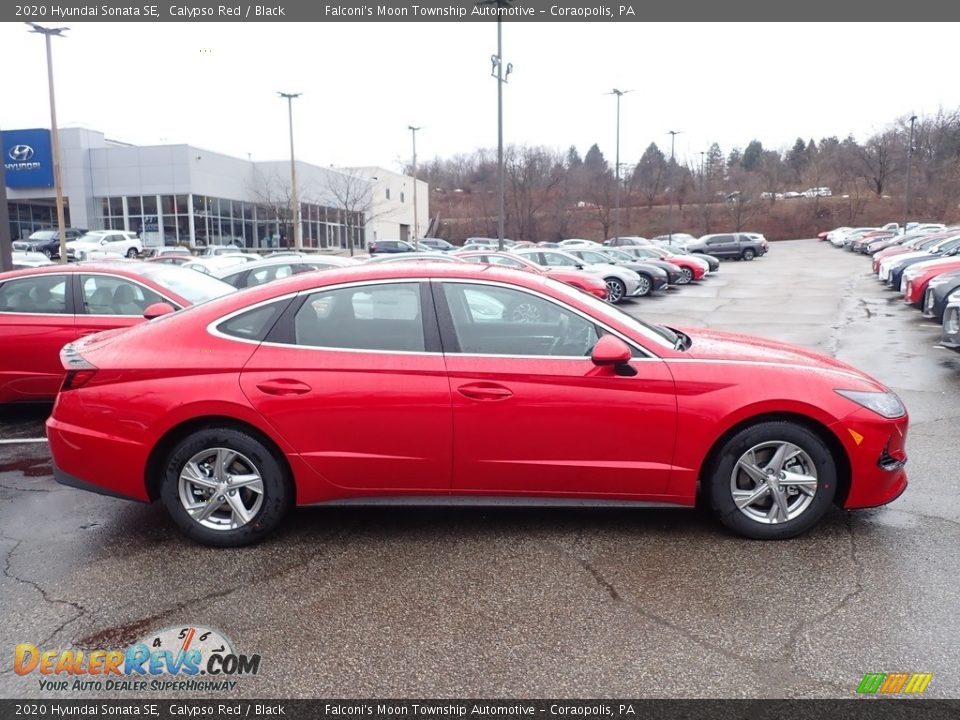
[{"xmin": 46, "ymin": 415, "xmax": 151, "ymax": 502}]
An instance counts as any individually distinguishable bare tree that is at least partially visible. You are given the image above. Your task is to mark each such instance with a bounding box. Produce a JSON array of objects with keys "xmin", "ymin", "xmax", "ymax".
[{"xmin": 857, "ymin": 131, "xmax": 898, "ymax": 196}]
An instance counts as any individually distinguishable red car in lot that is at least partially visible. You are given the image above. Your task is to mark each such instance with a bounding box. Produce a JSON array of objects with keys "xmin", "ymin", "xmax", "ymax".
[
  {"xmin": 0, "ymin": 262, "xmax": 234, "ymax": 403},
  {"xmin": 455, "ymin": 250, "xmax": 608, "ymax": 300},
  {"xmin": 903, "ymin": 259, "xmax": 960, "ymax": 306},
  {"xmin": 47, "ymin": 264, "xmax": 909, "ymax": 547}
]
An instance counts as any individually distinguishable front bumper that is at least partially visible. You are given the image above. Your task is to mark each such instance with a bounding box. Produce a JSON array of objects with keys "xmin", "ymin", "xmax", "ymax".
[
  {"xmin": 836, "ymin": 408, "xmax": 909, "ymax": 509},
  {"xmin": 942, "ymin": 303, "xmax": 960, "ymax": 350}
]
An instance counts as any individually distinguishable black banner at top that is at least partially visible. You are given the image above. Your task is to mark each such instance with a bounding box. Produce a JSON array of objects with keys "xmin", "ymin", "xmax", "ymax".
[{"xmin": 4, "ymin": 0, "xmax": 960, "ymax": 22}]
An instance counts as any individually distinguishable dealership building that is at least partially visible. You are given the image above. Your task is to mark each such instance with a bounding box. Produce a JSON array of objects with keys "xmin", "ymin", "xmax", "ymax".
[{"xmin": 3, "ymin": 127, "xmax": 428, "ymax": 251}]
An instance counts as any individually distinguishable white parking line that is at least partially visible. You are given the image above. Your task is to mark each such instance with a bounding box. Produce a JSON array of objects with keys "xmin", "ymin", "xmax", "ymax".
[{"xmin": 0, "ymin": 438, "xmax": 48, "ymax": 444}]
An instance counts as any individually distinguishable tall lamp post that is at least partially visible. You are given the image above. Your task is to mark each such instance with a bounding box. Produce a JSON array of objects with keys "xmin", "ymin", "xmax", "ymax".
[
  {"xmin": 0, "ymin": 154, "xmax": 11, "ymax": 272},
  {"xmin": 483, "ymin": 0, "xmax": 514, "ymax": 250},
  {"xmin": 903, "ymin": 114, "xmax": 917, "ymax": 231},
  {"xmin": 699, "ymin": 150, "xmax": 705, "ymax": 193},
  {"xmin": 27, "ymin": 23, "xmax": 69, "ymax": 264},
  {"xmin": 278, "ymin": 92, "xmax": 301, "ymax": 250},
  {"xmin": 408, "ymin": 125, "xmax": 422, "ymax": 250},
  {"xmin": 609, "ymin": 89, "xmax": 631, "ymax": 242},
  {"xmin": 666, "ymin": 129, "xmax": 683, "ymax": 242}
]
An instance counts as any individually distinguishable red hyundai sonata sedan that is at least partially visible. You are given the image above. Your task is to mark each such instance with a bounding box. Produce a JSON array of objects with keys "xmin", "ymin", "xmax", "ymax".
[
  {"xmin": 46, "ymin": 263, "xmax": 909, "ymax": 546},
  {"xmin": 0, "ymin": 262, "xmax": 235, "ymax": 404}
]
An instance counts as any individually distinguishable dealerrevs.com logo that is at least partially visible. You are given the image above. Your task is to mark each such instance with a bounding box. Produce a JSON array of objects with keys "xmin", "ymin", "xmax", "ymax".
[{"xmin": 14, "ymin": 625, "xmax": 261, "ymax": 692}]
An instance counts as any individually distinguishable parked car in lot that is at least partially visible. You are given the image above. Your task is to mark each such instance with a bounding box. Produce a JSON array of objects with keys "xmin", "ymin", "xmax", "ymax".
[
  {"xmin": 558, "ymin": 239, "xmax": 602, "ymax": 248},
  {"xmin": 922, "ymin": 269, "xmax": 960, "ymax": 322},
  {"xmin": 686, "ymin": 233, "xmax": 766, "ymax": 261},
  {"xmin": 11, "ymin": 251, "xmax": 55, "ymax": 269},
  {"xmin": 66, "ymin": 231, "xmax": 142, "ymax": 261},
  {"xmin": 651, "ymin": 233, "xmax": 699, "ymax": 251},
  {"xmin": 881, "ymin": 236, "xmax": 960, "ymax": 289},
  {"xmin": 416, "ymin": 238, "xmax": 456, "ymax": 252},
  {"xmin": 622, "ymin": 245, "xmax": 719, "ymax": 275},
  {"xmin": 214, "ymin": 256, "xmax": 360, "ymax": 289},
  {"xmin": 12, "ymin": 228, "xmax": 87, "ymax": 258},
  {"xmin": 941, "ymin": 291, "xmax": 960, "ymax": 351},
  {"xmin": 597, "ymin": 247, "xmax": 684, "ymax": 286},
  {"xmin": 872, "ymin": 229, "xmax": 957, "ymax": 273},
  {"xmin": 198, "ymin": 244, "xmax": 244, "ymax": 256},
  {"xmin": 143, "ymin": 246, "xmax": 192, "ymax": 259},
  {"xmin": 563, "ymin": 248, "xmax": 670, "ymax": 297},
  {"xmin": 368, "ymin": 239, "xmax": 417, "ymax": 255},
  {"xmin": 513, "ymin": 247, "xmax": 644, "ymax": 303},
  {"xmin": 366, "ymin": 252, "xmax": 464, "ymax": 264},
  {"xmin": 0, "ymin": 262, "xmax": 235, "ymax": 403},
  {"xmin": 604, "ymin": 236, "xmax": 651, "ymax": 247},
  {"xmin": 900, "ymin": 253, "xmax": 960, "ymax": 305},
  {"xmin": 46, "ymin": 262, "xmax": 910, "ymax": 547},
  {"xmin": 456, "ymin": 251, "xmax": 609, "ymax": 299},
  {"xmin": 182, "ymin": 254, "xmax": 262, "ymax": 275}
]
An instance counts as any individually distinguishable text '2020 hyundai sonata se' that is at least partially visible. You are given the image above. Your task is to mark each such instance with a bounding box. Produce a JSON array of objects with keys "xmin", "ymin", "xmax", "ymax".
[{"xmin": 46, "ymin": 263, "xmax": 909, "ymax": 547}]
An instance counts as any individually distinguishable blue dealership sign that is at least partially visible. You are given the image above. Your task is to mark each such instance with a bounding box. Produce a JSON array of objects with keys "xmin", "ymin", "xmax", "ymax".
[{"xmin": 2, "ymin": 128, "xmax": 54, "ymax": 188}]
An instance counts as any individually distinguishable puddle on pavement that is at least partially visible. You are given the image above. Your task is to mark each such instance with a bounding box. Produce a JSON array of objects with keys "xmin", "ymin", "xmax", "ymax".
[{"xmin": 0, "ymin": 457, "xmax": 53, "ymax": 477}]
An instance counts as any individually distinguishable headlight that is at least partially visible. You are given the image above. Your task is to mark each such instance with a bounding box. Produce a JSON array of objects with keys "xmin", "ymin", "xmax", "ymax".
[{"xmin": 835, "ymin": 389, "xmax": 906, "ymax": 419}]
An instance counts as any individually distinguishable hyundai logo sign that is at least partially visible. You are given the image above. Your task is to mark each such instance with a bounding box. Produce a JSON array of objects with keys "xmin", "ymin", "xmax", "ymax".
[
  {"xmin": 2, "ymin": 129, "xmax": 53, "ymax": 188},
  {"xmin": 8, "ymin": 144, "xmax": 34, "ymax": 162}
]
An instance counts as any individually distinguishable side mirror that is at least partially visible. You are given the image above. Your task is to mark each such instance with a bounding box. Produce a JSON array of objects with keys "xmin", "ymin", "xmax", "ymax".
[
  {"xmin": 100, "ymin": 239, "xmax": 109, "ymax": 245},
  {"xmin": 591, "ymin": 335, "xmax": 635, "ymax": 375},
  {"xmin": 143, "ymin": 302, "xmax": 176, "ymax": 320}
]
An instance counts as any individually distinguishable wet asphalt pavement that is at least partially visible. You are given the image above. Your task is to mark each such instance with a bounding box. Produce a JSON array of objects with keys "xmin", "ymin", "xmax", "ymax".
[{"xmin": 1, "ymin": 239, "xmax": 958, "ymax": 699}]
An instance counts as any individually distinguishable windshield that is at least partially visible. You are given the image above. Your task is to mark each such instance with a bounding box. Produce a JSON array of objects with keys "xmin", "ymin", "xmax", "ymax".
[
  {"xmin": 543, "ymin": 276, "xmax": 677, "ymax": 349},
  {"xmin": 603, "ymin": 249, "xmax": 634, "ymax": 263},
  {"xmin": 138, "ymin": 264, "xmax": 236, "ymax": 304},
  {"xmin": 28, "ymin": 231, "xmax": 58, "ymax": 241}
]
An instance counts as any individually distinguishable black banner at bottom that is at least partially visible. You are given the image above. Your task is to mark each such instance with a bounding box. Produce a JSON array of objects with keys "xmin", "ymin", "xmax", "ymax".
[{"xmin": 2, "ymin": 700, "xmax": 960, "ymax": 720}]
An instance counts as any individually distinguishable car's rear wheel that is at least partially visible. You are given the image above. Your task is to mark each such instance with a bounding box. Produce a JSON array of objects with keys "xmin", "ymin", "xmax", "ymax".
[
  {"xmin": 42, "ymin": 248, "xmax": 53, "ymax": 259},
  {"xmin": 605, "ymin": 277, "xmax": 626, "ymax": 303},
  {"xmin": 677, "ymin": 267, "xmax": 693, "ymax": 285},
  {"xmin": 160, "ymin": 428, "xmax": 291, "ymax": 547},
  {"xmin": 634, "ymin": 273, "xmax": 652, "ymax": 297},
  {"xmin": 742, "ymin": 248, "xmax": 756, "ymax": 261},
  {"xmin": 126, "ymin": 247, "xmax": 139, "ymax": 258},
  {"xmin": 708, "ymin": 421, "xmax": 836, "ymax": 540}
]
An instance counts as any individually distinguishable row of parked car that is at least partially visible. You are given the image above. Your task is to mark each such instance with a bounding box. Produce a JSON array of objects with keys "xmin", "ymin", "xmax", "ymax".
[{"xmin": 821, "ymin": 224, "xmax": 960, "ymax": 352}]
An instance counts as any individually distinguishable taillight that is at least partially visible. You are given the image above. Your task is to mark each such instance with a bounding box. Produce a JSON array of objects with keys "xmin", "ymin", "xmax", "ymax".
[{"xmin": 59, "ymin": 343, "xmax": 98, "ymax": 391}]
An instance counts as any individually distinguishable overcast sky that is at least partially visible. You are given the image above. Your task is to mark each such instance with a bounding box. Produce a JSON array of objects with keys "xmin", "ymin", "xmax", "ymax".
[{"xmin": 2, "ymin": 22, "xmax": 957, "ymax": 173}]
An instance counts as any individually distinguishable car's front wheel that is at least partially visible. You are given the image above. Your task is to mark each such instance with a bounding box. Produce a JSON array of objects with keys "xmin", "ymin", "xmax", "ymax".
[
  {"xmin": 160, "ymin": 427, "xmax": 291, "ymax": 547},
  {"xmin": 126, "ymin": 247, "xmax": 139, "ymax": 258},
  {"xmin": 605, "ymin": 277, "xmax": 627, "ymax": 304},
  {"xmin": 708, "ymin": 421, "xmax": 836, "ymax": 540},
  {"xmin": 634, "ymin": 273, "xmax": 653, "ymax": 297},
  {"xmin": 677, "ymin": 267, "xmax": 693, "ymax": 285}
]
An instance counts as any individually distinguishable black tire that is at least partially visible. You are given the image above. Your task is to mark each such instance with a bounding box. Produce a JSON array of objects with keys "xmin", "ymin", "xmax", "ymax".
[
  {"xmin": 605, "ymin": 277, "xmax": 627, "ymax": 304},
  {"xmin": 708, "ymin": 421, "xmax": 837, "ymax": 540},
  {"xmin": 126, "ymin": 247, "xmax": 139, "ymax": 258},
  {"xmin": 160, "ymin": 427, "xmax": 291, "ymax": 547},
  {"xmin": 677, "ymin": 267, "xmax": 693, "ymax": 285},
  {"xmin": 634, "ymin": 273, "xmax": 653, "ymax": 297},
  {"xmin": 42, "ymin": 248, "xmax": 53, "ymax": 259},
  {"xmin": 742, "ymin": 248, "xmax": 756, "ymax": 261}
]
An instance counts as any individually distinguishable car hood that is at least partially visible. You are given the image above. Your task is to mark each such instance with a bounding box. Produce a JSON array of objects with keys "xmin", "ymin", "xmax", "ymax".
[
  {"xmin": 678, "ymin": 327, "xmax": 882, "ymax": 387},
  {"xmin": 66, "ymin": 239, "xmax": 103, "ymax": 250}
]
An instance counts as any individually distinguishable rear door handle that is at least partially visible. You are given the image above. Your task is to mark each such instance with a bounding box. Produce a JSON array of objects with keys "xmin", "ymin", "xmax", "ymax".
[
  {"xmin": 457, "ymin": 383, "xmax": 513, "ymax": 401},
  {"xmin": 256, "ymin": 379, "xmax": 312, "ymax": 396}
]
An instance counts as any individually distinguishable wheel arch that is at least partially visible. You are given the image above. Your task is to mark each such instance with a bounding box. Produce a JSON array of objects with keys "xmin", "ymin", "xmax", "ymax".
[
  {"xmin": 145, "ymin": 415, "xmax": 296, "ymax": 504},
  {"xmin": 696, "ymin": 411, "xmax": 851, "ymax": 508}
]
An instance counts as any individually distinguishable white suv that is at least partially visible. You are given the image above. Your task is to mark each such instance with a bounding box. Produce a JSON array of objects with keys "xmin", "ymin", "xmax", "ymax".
[{"xmin": 66, "ymin": 231, "xmax": 142, "ymax": 261}]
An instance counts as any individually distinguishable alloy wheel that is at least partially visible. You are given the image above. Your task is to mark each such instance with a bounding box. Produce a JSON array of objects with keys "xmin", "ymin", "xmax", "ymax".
[
  {"xmin": 678, "ymin": 267, "xmax": 693, "ymax": 285},
  {"xmin": 636, "ymin": 275, "xmax": 651, "ymax": 297},
  {"xmin": 605, "ymin": 278, "xmax": 625, "ymax": 303},
  {"xmin": 729, "ymin": 441, "xmax": 818, "ymax": 524},
  {"xmin": 178, "ymin": 447, "xmax": 265, "ymax": 531}
]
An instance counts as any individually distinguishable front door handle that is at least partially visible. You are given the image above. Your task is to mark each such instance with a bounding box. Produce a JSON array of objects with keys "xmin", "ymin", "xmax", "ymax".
[
  {"xmin": 457, "ymin": 382, "xmax": 513, "ymax": 401},
  {"xmin": 256, "ymin": 379, "xmax": 312, "ymax": 396}
]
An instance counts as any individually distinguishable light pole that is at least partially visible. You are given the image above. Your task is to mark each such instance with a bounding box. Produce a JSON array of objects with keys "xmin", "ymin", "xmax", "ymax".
[
  {"xmin": 484, "ymin": 0, "xmax": 514, "ymax": 250},
  {"xmin": 278, "ymin": 92, "xmax": 301, "ymax": 250},
  {"xmin": 667, "ymin": 130, "xmax": 683, "ymax": 242},
  {"xmin": 609, "ymin": 89, "xmax": 631, "ymax": 242},
  {"xmin": 408, "ymin": 125, "xmax": 422, "ymax": 250},
  {"xmin": 27, "ymin": 23, "xmax": 69, "ymax": 264},
  {"xmin": 699, "ymin": 150, "xmax": 705, "ymax": 193},
  {"xmin": 903, "ymin": 114, "xmax": 917, "ymax": 231}
]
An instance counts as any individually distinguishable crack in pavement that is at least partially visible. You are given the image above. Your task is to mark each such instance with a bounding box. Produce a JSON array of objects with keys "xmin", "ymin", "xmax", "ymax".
[
  {"xmin": 0, "ymin": 535, "xmax": 88, "ymax": 674},
  {"xmin": 545, "ymin": 538, "xmax": 849, "ymax": 695}
]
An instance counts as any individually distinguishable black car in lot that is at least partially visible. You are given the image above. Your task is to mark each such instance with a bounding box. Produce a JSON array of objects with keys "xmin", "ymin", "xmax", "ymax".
[
  {"xmin": 368, "ymin": 239, "xmax": 416, "ymax": 254},
  {"xmin": 922, "ymin": 269, "xmax": 960, "ymax": 322},
  {"xmin": 416, "ymin": 238, "xmax": 456, "ymax": 252},
  {"xmin": 12, "ymin": 228, "xmax": 87, "ymax": 258},
  {"xmin": 685, "ymin": 233, "xmax": 766, "ymax": 260}
]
